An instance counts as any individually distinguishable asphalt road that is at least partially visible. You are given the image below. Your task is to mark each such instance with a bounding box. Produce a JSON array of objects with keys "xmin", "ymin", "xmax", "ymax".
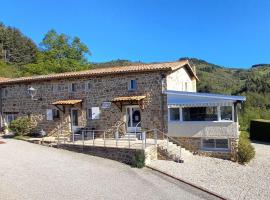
[{"xmin": 0, "ymin": 138, "xmax": 219, "ymax": 200}]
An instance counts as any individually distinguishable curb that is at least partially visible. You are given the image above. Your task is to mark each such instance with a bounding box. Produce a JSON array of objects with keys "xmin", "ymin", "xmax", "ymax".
[{"xmin": 146, "ymin": 165, "xmax": 228, "ymax": 200}]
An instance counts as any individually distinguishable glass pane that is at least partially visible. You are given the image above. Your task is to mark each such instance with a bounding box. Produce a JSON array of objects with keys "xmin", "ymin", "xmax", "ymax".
[
  {"xmin": 72, "ymin": 110, "xmax": 78, "ymax": 126},
  {"xmin": 203, "ymin": 139, "xmax": 215, "ymax": 148},
  {"xmin": 221, "ymin": 106, "xmax": 232, "ymax": 121},
  {"xmin": 132, "ymin": 108, "xmax": 141, "ymax": 127},
  {"xmin": 183, "ymin": 107, "xmax": 218, "ymax": 121},
  {"xmin": 127, "ymin": 108, "xmax": 131, "ymax": 127},
  {"xmin": 169, "ymin": 108, "xmax": 180, "ymax": 121},
  {"xmin": 216, "ymin": 139, "xmax": 229, "ymax": 149}
]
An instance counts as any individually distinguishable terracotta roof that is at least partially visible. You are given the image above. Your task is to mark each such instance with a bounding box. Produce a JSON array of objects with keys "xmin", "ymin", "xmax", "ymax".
[
  {"xmin": 52, "ymin": 99, "xmax": 82, "ymax": 105},
  {"xmin": 0, "ymin": 60, "xmax": 198, "ymax": 85},
  {"xmin": 112, "ymin": 96, "xmax": 146, "ymax": 102},
  {"xmin": 0, "ymin": 77, "xmax": 10, "ymax": 81}
]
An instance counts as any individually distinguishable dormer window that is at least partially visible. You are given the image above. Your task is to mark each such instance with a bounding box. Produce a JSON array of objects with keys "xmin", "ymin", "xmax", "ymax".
[{"xmin": 128, "ymin": 80, "xmax": 137, "ymax": 91}]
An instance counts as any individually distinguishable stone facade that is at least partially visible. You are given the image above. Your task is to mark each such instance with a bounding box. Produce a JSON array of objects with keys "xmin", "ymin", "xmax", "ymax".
[{"xmin": 0, "ymin": 71, "xmax": 170, "ymax": 135}]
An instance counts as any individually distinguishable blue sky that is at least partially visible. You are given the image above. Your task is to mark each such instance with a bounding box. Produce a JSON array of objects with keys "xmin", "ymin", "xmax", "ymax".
[{"xmin": 1, "ymin": 0, "xmax": 270, "ymax": 68}]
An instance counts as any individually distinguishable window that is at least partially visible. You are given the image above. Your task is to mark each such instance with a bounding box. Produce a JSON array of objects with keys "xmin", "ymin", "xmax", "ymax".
[
  {"xmin": 221, "ymin": 106, "xmax": 233, "ymax": 121},
  {"xmin": 169, "ymin": 108, "xmax": 180, "ymax": 121},
  {"xmin": 183, "ymin": 107, "xmax": 218, "ymax": 121},
  {"xmin": 5, "ymin": 114, "xmax": 17, "ymax": 125},
  {"xmin": 70, "ymin": 83, "xmax": 77, "ymax": 92},
  {"xmin": 128, "ymin": 80, "xmax": 137, "ymax": 91},
  {"xmin": 85, "ymin": 81, "xmax": 91, "ymax": 91},
  {"xmin": 4, "ymin": 88, "xmax": 8, "ymax": 97},
  {"xmin": 185, "ymin": 82, "xmax": 188, "ymax": 91},
  {"xmin": 88, "ymin": 107, "xmax": 100, "ymax": 120},
  {"xmin": 202, "ymin": 139, "xmax": 229, "ymax": 150},
  {"xmin": 52, "ymin": 109, "xmax": 60, "ymax": 120}
]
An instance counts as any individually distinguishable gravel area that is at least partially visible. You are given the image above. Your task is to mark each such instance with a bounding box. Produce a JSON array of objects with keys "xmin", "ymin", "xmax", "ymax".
[
  {"xmin": 149, "ymin": 142, "xmax": 270, "ymax": 200},
  {"xmin": 0, "ymin": 138, "xmax": 218, "ymax": 200}
]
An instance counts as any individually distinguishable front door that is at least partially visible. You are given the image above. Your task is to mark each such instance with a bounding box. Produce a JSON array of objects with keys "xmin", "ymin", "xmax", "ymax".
[
  {"xmin": 126, "ymin": 106, "xmax": 141, "ymax": 133},
  {"xmin": 71, "ymin": 108, "xmax": 79, "ymax": 133}
]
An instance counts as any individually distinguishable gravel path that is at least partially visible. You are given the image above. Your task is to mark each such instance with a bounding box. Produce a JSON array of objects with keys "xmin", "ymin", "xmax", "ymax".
[
  {"xmin": 0, "ymin": 138, "xmax": 218, "ymax": 200},
  {"xmin": 149, "ymin": 142, "xmax": 270, "ymax": 200}
]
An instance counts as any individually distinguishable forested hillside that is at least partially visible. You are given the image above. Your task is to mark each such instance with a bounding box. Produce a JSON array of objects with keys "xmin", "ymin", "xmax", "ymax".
[{"xmin": 0, "ymin": 22, "xmax": 269, "ymax": 130}]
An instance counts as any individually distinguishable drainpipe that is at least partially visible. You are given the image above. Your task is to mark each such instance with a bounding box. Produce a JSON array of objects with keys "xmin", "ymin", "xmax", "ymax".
[
  {"xmin": 161, "ymin": 74, "xmax": 166, "ymax": 133},
  {"xmin": 0, "ymin": 88, "xmax": 2, "ymax": 128}
]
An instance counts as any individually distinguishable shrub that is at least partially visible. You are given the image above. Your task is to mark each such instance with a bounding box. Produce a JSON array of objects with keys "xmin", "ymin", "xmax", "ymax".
[
  {"xmin": 132, "ymin": 151, "xmax": 145, "ymax": 168},
  {"xmin": 237, "ymin": 132, "xmax": 255, "ymax": 164},
  {"xmin": 9, "ymin": 117, "xmax": 33, "ymax": 136}
]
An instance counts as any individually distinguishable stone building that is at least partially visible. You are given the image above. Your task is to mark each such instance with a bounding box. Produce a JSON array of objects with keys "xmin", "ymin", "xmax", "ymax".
[{"xmin": 0, "ymin": 60, "xmax": 245, "ymax": 159}]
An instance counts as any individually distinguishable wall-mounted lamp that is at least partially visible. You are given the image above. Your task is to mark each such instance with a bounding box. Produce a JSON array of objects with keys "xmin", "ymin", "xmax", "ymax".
[{"xmin": 27, "ymin": 86, "xmax": 42, "ymax": 101}]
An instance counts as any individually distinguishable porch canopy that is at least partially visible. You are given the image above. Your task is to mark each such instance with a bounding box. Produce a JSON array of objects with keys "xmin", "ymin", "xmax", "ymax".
[
  {"xmin": 52, "ymin": 99, "xmax": 83, "ymax": 112},
  {"xmin": 165, "ymin": 90, "xmax": 246, "ymax": 107},
  {"xmin": 111, "ymin": 95, "xmax": 146, "ymax": 110}
]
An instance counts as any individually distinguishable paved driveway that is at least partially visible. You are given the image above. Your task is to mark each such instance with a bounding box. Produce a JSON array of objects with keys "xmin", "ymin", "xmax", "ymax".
[{"xmin": 0, "ymin": 139, "xmax": 217, "ymax": 200}]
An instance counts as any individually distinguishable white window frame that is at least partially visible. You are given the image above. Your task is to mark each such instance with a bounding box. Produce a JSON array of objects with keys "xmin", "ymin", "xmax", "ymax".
[
  {"xmin": 128, "ymin": 79, "xmax": 137, "ymax": 91},
  {"xmin": 168, "ymin": 107, "xmax": 181, "ymax": 122},
  {"xmin": 177, "ymin": 105, "xmax": 234, "ymax": 122},
  {"xmin": 201, "ymin": 138, "xmax": 229, "ymax": 151}
]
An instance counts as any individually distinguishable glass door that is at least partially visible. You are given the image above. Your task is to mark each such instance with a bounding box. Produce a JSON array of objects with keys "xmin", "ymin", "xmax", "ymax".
[{"xmin": 126, "ymin": 106, "xmax": 141, "ymax": 133}]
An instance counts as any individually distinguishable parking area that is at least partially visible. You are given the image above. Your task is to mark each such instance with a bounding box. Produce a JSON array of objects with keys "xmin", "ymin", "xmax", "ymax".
[{"xmin": 0, "ymin": 138, "xmax": 218, "ymax": 200}]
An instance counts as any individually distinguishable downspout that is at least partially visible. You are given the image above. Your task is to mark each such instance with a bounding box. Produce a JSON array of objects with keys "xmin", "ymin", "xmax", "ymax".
[
  {"xmin": 160, "ymin": 73, "xmax": 166, "ymax": 133},
  {"xmin": 0, "ymin": 87, "xmax": 2, "ymax": 128}
]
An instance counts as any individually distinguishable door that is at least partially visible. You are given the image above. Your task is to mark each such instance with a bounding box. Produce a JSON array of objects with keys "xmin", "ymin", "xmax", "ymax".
[
  {"xmin": 71, "ymin": 109, "xmax": 79, "ymax": 133},
  {"xmin": 126, "ymin": 106, "xmax": 141, "ymax": 133}
]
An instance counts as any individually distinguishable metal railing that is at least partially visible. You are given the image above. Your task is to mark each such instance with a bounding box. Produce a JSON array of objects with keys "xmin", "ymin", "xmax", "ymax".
[{"xmin": 53, "ymin": 127, "xmax": 182, "ymax": 163}]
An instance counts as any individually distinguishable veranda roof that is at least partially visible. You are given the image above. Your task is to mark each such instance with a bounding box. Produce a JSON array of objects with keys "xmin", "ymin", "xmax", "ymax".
[
  {"xmin": 112, "ymin": 96, "xmax": 146, "ymax": 102},
  {"xmin": 165, "ymin": 90, "xmax": 246, "ymax": 107},
  {"xmin": 52, "ymin": 99, "xmax": 83, "ymax": 105},
  {"xmin": 111, "ymin": 95, "xmax": 146, "ymax": 110}
]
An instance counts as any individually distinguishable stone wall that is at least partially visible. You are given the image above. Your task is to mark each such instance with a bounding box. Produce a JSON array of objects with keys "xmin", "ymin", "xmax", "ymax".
[
  {"xmin": 0, "ymin": 71, "xmax": 168, "ymax": 135},
  {"xmin": 57, "ymin": 144, "xmax": 157, "ymax": 166},
  {"xmin": 173, "ymin": 136, "xmax": 237, "ymax": 160}
]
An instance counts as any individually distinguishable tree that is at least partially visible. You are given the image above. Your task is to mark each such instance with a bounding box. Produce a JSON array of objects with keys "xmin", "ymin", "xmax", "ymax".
[
  {"xmin": 21, "ymin": 29, "xmax": 91, "ymax": 75},
  {"xmin": 0, "ymin": 22, "xmax": 38, "ymax": 65}
]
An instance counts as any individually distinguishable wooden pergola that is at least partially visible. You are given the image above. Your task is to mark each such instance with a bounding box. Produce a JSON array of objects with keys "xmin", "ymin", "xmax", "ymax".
[{"xmin": 111, "ymin": 95, "xmax": 146, "ymax": 111}]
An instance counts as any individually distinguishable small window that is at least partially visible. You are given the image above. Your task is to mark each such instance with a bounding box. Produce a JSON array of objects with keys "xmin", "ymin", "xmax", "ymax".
[
  {"xmin": 202, "ymin": 139, "xmax": 229, "ymax": 150},
  {"xmin": 88, "ymin": 107, "xmax": 100, "ymax": 120},
  {"xmin": 4, "ymin": 89, "xmax": 8, "ymax": 97},
  {"xmin": 70, "ymin": 83, "xmax": 77, "ymax": 92},
  {"xmin": 128, "ymin": 80, "xmax": 137, "ymax": 91},
  {"xmin": 185, "ymin": 82, "xmax": 188, "ymax": 91},
  {"xmin": 169, "ymin": 108, "xmax": 180, "ymax": 121},
  {"xmin": 5, "ymin": 114, "xmax": 17, "ymax": 125},
  {"xmin": 221, "ymin": 106, "xmax": 233, "ymax": 121},
  {"xmin": 85, "ymin": 81, "xmax": 91, "ymax": 91},
  {"xmin": 52, "ymin": 109, "xmax": 60, "ymax": 120}
]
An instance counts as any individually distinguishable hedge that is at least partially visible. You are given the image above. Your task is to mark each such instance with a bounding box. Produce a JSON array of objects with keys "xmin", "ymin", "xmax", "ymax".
[{"xmin": 250, "ymin": 119, "xmax": 270, "ymax": 142}]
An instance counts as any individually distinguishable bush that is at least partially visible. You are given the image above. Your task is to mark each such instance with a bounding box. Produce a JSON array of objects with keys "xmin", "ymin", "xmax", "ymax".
[
  {"xmin": 132, "ymin": 151, "xmax": 145, "ymax": 168},
  {"xmin": 237, "ymin": 132, "xmax": 255, "ymax": 164},
  {"xmin": 9, "ymin": 117, "xmax": 33, "ymax": 136}
]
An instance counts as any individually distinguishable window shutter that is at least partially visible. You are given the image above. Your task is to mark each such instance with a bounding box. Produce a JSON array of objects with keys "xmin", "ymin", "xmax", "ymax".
[
  {"xmin": 46, "ymin": 109, "xmax": 53, "ymax": 121},
  {"xmin": 91, "ymin": 107, "xmax": 100, "ymax": 120}
]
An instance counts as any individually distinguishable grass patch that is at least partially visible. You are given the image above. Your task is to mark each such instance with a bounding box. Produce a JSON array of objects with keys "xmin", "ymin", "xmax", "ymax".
[
  {"xmin": 132, "ymin": 151, "xmax": 145, "ymax": 168},
  {"xmin": 13, "ymin": 135, "xmax": 30, "ymax": 141}
]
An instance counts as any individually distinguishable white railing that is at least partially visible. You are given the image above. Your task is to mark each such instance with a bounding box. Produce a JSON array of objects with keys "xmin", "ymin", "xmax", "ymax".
[{"xmin": 55, "ymin": 127, "xmax": 183, "ymax": 163}]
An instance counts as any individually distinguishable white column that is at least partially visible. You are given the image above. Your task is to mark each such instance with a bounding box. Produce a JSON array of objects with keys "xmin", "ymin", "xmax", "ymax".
[
  {"xmin": 179, "ymin": 107, "xmax": 183, "ymax": 122},
  {"xmin": 217, "ymin": 106, "xmax": 221, "ymax": 121}
]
